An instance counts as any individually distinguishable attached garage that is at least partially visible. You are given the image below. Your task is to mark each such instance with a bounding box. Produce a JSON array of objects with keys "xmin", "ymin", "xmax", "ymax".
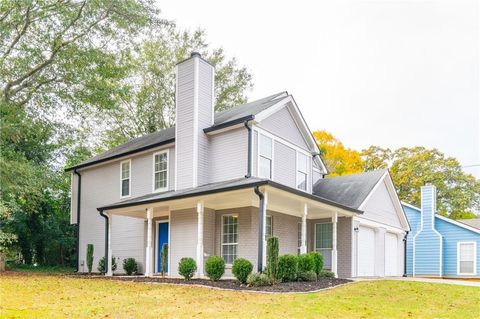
[
  {"xmin": 385, "ymin": 232, "xmax": 400, "ymax": 276},
  {"xmin": 357, "ymin": 226, "xmax": 376, "ymax": 276}
]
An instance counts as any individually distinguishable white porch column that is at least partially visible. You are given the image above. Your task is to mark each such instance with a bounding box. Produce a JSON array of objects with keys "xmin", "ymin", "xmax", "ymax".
[
  {"xmin": 196, "ymin": 201, "xmax": 204, "ymax": 277},
  {"xmin": 332, "ymin": 212, "xmax": 338, "ymax": 278},
  {"xmin": 300, "ymin": 203, "xmax": 308, "ymax": 254},
  {"xmin": 145, "ymin": 207, "xmax": 153, "ymax": 277},
  {"xmin": 262, "ymin": 191, "xmax": 268, "ymax": 269},
  {"xmin": 106, "ymin": 213, "xmax": 113, "ymax": 276}
]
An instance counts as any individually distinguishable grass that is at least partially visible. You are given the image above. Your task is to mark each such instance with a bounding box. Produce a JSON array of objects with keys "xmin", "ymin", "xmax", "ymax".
[
  {"xmin": 1, "ymin": 273, "xmax": 479, "ymax": 318},
  {"xmin": 6, "ymin": 263, "xmax": 75, "ymax": 273}
]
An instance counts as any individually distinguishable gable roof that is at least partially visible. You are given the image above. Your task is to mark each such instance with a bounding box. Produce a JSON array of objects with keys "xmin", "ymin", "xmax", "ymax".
[
  {"xmin": 459, "ymin": 219, "xmax": 480, "ymax": 230},
  {"xmin": 66, "ymin": 92, "xmax": 288, "ymax": 171},
  {"xmin": 313, "ymin": 169, "xmax": 387, "ymax": 209}
]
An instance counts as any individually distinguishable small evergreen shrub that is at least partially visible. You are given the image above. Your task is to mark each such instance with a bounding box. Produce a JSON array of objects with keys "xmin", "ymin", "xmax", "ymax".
[
  {"xmin": 205, "ymin": 256, "xmax": 225, "ymax": 281},
  {"xmin": 318, "ymin": 270, "xmax": 335, "ymax": 278},
  {"xmin": 122, "ymin": 258, "xmax": 138, "ymax": 275},
  {"xmin": 178, "ymin": 257, "xmax": 196, "ymax": 280},
  {"xmin": 246, "ymin": 273, "xmax": 272, "ymax": 287},
  {"xmin": 297, "ymin": 253, "xmax": 315, "ymax": 273},
  {"xmin": 86, "ymin": 244, "xmax": 94, "ymax": 274},
  {"xmin": 277, "ymin": 254, "xmax": 298, "ymax": 282},
  {"xmin": 266, "ymin": 236, "xmax": 279, "ymax": 281},
  {"xmin": 232, "ymin": 258, "xmax": 253, "ymax": 284},
  {"xmin": 97, "ymin": 256, "xmax": 117, "ymax": 273},
  {"xmin": 160, "ymin": 243, "xmax": 168, "ymax": 277},
  {"xmin": 298, "ymin": 270, "xmax": 317, "ymax": 282},
  {"xmin": 308, "ymin": 251, "xmax": 324, "ymax": 276}
]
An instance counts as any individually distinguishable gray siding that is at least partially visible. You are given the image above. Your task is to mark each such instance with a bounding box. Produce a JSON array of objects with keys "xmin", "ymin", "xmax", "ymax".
[
  {"xmin": 170, "ymin": 208, "xmax": 198, "ymax": 276},
  {"xmin": 273, "ymin": 141, "xmax": 296, "ymax": 189},
  {"xmin": 362, "ymin": 181, "xmax": 402, "ymax": 228},
  {"xmin": 268, "ymin": 211, "xmax": 301, "ymax": 255},
  {"xmin": 209, "ymin": 128, "xmax": 248, "ymax": 183},
  {"xmin": 203, "ymin": 208, "xmax": 215, "ymax": 259},
  {"xmin": 258, "ymin": 106, "xmax": 309, "ymax": 149}
]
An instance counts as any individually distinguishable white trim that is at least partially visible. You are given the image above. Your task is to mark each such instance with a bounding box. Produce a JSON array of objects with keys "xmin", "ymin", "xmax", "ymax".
[
  {"xmin": 154, "ymin": 219, "xmax": 170, "ymax": 275},
  {"xmin": 174, "ymin": 65, "xmax": 179, "ymax": 192},
  {"xmin": 119, "ymin": 159, "xmax": 131, "ymax": 199},
  {"xmin": 192, "ymin": 56, "xmax": 199, "ymax": 188},
  {"xmin": 220, "ymin": 213, "xmax": 238, "ymax": 266},
  {"xmin": 257, "ymin": 132, "xmax": 274, "ymax": 180},
  {"xmin": 457, "ymin": 241, "xmax": 477, "ymax": 276},
  {"xmin": 152, "ymin": 149, "xmax": 169, "ymax": 193},
  {"xmin": 353, "ymin": 216, "xmax": 405, "ymax": 234}
]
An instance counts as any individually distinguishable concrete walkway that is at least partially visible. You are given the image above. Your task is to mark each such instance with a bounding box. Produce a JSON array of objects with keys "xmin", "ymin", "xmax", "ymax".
[{"xmin": 352, "ymin": 276, "xmax": 480, "ymax": 287}]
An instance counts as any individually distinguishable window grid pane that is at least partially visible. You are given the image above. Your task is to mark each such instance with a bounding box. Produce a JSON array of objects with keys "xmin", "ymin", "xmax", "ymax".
[
  {"xmin": 154, "ymin": 153, "xmax": 168, "ymax": 191},
  {"xmin": 222, "ymin": 215, "xmax": 238, "ymax": 264},
  {"xmin": 265, "ymin": 216, "xmax": 273, "ymax": 239},
  {"xmin": 315, "ymin": 223, "xmax": 333, "ymax": 249},
  {"xmin": 259, "ymin": 157, "xmax": 271, "ymax": 179},
  {"xmin": 259, "ymin": 134, "xmax": 272, "ymax": 158},
  {"xmin": 297, "ymin": 172, "xmax": 307, "ymax": 190}
]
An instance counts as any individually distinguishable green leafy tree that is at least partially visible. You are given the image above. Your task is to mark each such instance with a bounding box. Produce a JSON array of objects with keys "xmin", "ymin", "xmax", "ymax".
[{"xmin": 361, "ymin": 146, "xmax": 391, "ymax": 171}]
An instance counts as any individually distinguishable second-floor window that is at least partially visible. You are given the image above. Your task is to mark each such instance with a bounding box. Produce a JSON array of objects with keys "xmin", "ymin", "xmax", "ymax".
[
  {"xmin": 296, "ymin": 152, "xmax": 308, "ymax": 191},
  {"xmin": 120, "ymin": 160, "xmax": 131, "ymax": 198},
  {"xmin": 153, "ymin": 150, "xmax": 168, "ymax": 192},
  {"xmin": 258, "ymin": 134, "xmax": 273, "ymax": 179}
]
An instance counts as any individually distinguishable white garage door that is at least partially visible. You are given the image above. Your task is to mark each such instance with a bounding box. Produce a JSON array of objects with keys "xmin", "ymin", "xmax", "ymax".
[
  {"xmin": 357, "ymin": 226, "xmax": 375, "ymax": 277},
  {"xmin": 385, "ymin": 232, "xmax": 399, "ymax": 276}
]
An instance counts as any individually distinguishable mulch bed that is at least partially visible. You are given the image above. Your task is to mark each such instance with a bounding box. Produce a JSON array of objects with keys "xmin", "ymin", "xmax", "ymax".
[{"xmin": 106, "ymin": 276, "xmax": 352, "ymax": 293}]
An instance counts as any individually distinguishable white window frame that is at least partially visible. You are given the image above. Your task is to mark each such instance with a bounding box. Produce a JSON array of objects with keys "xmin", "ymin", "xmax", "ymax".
[
  {"xmin": 297, "ymin": 222, "xmax": 302, "ymax": 254},
  {"xmin": 314, "ymin": 222, "xmax": 333, "ymax": 269},
  {"xmin": 265, "ymin": 215, "xmax": 273, "ymax": 239},
  {"xmin": 120, "ymin": 159, "xmax": 131, "ymax": 199},
  {"xmin": 152, "ymin": 149, "xmax": 169, "ymax": 193},
  {"xmin": 457, "ymin": 241, "xmax": 477, "ymax": 276},
  {"xmin": 257, "ymin": 133, "xmax": 274, "ymax": 179},
  {"xmin": 296, "ymin": 151, "xmax": 309, "ymax": 192},
  {"xmin": 221, "ymin": 214, "xmax": 238, "ymax": 266}
]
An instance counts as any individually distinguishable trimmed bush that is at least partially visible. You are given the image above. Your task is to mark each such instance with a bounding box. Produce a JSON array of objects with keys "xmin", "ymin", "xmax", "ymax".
[
  {"xmin": 86, "ymin": 244, "xmax": 94, "ymax": 274},
  {"xmin": 122, "ymin": 258, "xmax": 138, "ymax": 275},
  {"xmin": 308, "ymin": 251, "xmax": 324, "ymax": 276},
  {"xmin": 178, "ymin": 257, "xmax": 197, "ymax": 280},
  {"xmin": 205, "ymin": 256, "xmax": 225, "ymax": 281},
  {"xmin": 160, "ymin": 243, "xmax": 168, "ymax": 277},
  {"xmin": 246, "ymin": 273, "xmax": 272, "ymax": 287},
  {"xmin": 266, "ymin": 236, "xmax": 279, "ymax": 281},
  {"xmin": 318, "ymin": 270, "xmax": 335, "ymax": 278},
  {"xmin": 277, "ymin": 254, "xmax": 298, "ymax": 282},
  {"xmin": 298, "ymin": 270, "xmax": 317, "ymax": 282},
  {"xmin": 297, "ymin": 253, "xmax": 315, "ymax": 273},
  {"xmin": 97, "ymin": 256, "xmax": 117, "ymax": 273},
  {"xmin": 232, "ymin": 258, "xmax": 253, "ymax": 284}
]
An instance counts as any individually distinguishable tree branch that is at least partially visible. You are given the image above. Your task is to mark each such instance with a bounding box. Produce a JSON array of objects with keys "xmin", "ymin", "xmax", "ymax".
[{"xmin": 2, "ymin": 5, "xmax": 32, "ymax": 59}]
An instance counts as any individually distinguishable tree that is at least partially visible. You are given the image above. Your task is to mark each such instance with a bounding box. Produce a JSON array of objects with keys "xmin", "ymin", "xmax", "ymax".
[
  {"xmin": 312, "ymin": 130, "xmax": 363, "ymax": 177},
  {"xmin": 360, "ymin": 146, "xmax": 391, "ymax": 171}
]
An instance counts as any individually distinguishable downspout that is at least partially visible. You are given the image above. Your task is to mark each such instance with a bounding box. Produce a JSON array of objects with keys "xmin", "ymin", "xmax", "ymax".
[
  {"xmin": 254, "ymin": 186, "xmax": 264, "ymax": 272},
  {"xmin": 99, "ymin": 210, "xmax": 109, "ymax": 274},
  {"xmin": 403, "ymin": 231, "xmax": 409, "ymax": 277},
  {"xmin": 73, "ymin": 169, "xmax": 82, "ymax": 272},
  {"xmin": 244, "ymin": 120, "xmax": 252, "ymax": 178}
]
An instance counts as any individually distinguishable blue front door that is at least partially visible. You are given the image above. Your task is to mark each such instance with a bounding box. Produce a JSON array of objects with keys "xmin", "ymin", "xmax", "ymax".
[{"xmin": 157, "ymin": 222, "xmax": 169, "ymax": 273}]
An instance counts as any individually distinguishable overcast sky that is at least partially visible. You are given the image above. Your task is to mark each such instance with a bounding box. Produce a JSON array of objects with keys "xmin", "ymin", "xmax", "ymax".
[{"xmin": 159, "ymin": 0, "xmax": 480, "ymax": 178}]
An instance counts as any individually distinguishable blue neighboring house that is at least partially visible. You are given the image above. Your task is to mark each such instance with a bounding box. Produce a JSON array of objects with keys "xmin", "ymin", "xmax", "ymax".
[{"xmin": 404, "ymin": 184, "xmax": 480, "ymax": 278}]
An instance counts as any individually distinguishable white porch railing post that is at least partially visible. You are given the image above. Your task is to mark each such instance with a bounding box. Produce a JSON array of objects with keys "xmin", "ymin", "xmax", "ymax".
[
  {"xmin": 145, "ymin": 207, "xmax": 153, "ymax": 277},
  {"xmin": 332, "ymin": 212, "xmax": 338, "ymax": 278},
  {"xmin": 300, "ymin": 204, "xmax": 308, "ymax": 254},
  {"xmin": 106, "ymin": 213, "xmax": 113, "ymax": 276},
  {"xmin": 196, "ymin": 201, "xmax": 204, "ymax": 277}
]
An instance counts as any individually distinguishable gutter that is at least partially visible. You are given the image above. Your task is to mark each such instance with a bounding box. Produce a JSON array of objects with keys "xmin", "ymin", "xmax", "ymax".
[
  {"xmin": 99, "ymin": 210, "xmax": 109, "ymax": 274},
  {"xmin": 403, "ymin": 231, "xmax": 409, "ymax": 277},
  {"xmin": 73, "ymin": 169, "xmax": 82, "ymax": 272},
  {"xmin": 254, "ymin": 186, "xmax": 265, "ymax": 272},
  {"xmin": 203, "ymin": 115, "xmax": 254, "ymax": 133},
  {"xmin": 244, "ymin": 120, "xmax": 253, "ymax": 178}
]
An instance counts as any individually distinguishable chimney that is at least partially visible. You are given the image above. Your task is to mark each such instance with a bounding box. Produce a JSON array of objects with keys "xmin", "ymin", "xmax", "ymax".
[
  {"xmin": 175, "ymin": 52, "xmax": 215, "ymax": 190},
  {"xmin": 420, "ymin": 183, "xmax": 437, "ymax": 229}
]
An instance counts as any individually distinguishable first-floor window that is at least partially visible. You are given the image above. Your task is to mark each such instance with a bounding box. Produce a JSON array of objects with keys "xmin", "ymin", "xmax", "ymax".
[
  {"xmin": 458, "ymin": 242, "xmax": 476, "ymax": 275},
  {"xmin": 120, "ymin": 160, "xmax": 131, "ymax": 198},
  {"xmin": 315, "ymin": 223, "xmax": 333, "ymax": 269},
  {"xmin": 297, "ymin": 222, "xmax": 302, "ymax": 254},
  {"xmin": 265, "ymin": 215, "xmax": 273, "ymax": 239},
  {"xmin": 222, "ymin": 215, "xmax": 238, "ymax": 264}
]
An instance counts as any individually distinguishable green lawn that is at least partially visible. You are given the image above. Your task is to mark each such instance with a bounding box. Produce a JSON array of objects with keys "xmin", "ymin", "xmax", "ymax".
[{"xmin": 1, "ymin": 273, "xmax": 479, "ymax": 318}]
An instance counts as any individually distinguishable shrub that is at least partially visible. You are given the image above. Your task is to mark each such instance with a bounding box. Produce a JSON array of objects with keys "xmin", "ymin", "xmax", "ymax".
[
  {"xmin": 86, "ymin": 244, "xmax": 94, "ymax": 274},
  {"xmin": 298, "ymin": 270, "xmax": 317, "ymax": 282},
  {"xmin": 122, "ymin": 258, "xmax": 138, "ymax": 275},
  {"xmin": 277, "ymin": 254, "xmax": 298, "ymax": 282},
  {"xmin": 318, "ymin": 270, "xmax": 335, "ymax": 278},
  {"xmin": 246, "ymin": 273, "xmax": 272, "ymax": 287},
  {"xmin": 97, "ymin": 256, "xmax": 117, "ymax": 273},
  {"xmin": 178, "ymin": 257, "xmax": 197, "ymax": 280},
  {"xmin": 160, "ymin": 243, "xmax": 168, "ymax": 277},
  {"xmin": 266, "ymin": 236, "xmax": 279, "ymax": 281},
  {"xmin": 232, "ymin": 258, "xmax": 253, "ymax": 284},
  {"xmin": 297, "ymin": 253, "xmax": 315, "ymax": 273},
  {"xmin": 205, "ymin": 256, "xmax": 225, "ymax": 281},
  {"xmin": 308, "ymin": 251, "xmax": 324, "ymax": 276}
]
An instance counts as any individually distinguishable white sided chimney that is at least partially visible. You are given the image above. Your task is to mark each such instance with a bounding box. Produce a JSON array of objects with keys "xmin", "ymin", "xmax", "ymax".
[{"xmin": 174, "ymin": 52, "xmax": 215, "ymax": 190}]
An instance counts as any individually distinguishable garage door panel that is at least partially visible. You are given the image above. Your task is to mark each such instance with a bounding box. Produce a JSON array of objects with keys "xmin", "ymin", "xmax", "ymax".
[
  {"xmin": 357, "ymin": 226, "xmax": 375, "ymax": 277},
  {"xmin": 385, "ymin": 232, "xmax": 399, "ymax": 276}
]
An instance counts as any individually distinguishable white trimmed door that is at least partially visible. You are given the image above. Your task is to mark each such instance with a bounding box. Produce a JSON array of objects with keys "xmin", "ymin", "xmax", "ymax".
[
  {"xmin": 385, "ymin": 232, "xmax": 399, "ymax": 276},
  {"xmin": 357, "ymin": 226, "xmax": 375, "ymax": 276}
]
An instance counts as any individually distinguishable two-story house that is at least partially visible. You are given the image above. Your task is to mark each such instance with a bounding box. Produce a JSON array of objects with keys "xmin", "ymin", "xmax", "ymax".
[{"xmin": 67, "ymin": 52, "xmax": 410, "ymax": 278}]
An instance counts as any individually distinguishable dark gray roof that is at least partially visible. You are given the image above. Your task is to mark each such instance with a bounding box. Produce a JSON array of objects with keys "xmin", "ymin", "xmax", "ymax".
[
  {"xmin": 67, "ymin": 92, "xmax": 287, "ymax": 171},
  {"xmin": 313, "ymin": 169, "xmax": 387, "ymax": 209}
]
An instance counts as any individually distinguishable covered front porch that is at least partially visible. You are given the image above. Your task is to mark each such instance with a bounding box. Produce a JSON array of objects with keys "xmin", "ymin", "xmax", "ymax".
[{"xmin": 98, "ymin": 179, "xmax": 360, "ymax": 278}]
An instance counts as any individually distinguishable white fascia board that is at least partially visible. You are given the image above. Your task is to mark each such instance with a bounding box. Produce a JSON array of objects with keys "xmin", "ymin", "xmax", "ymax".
[{"xmin": 353, "ymin": 215, "xmax": 406, "ymax": 234}]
